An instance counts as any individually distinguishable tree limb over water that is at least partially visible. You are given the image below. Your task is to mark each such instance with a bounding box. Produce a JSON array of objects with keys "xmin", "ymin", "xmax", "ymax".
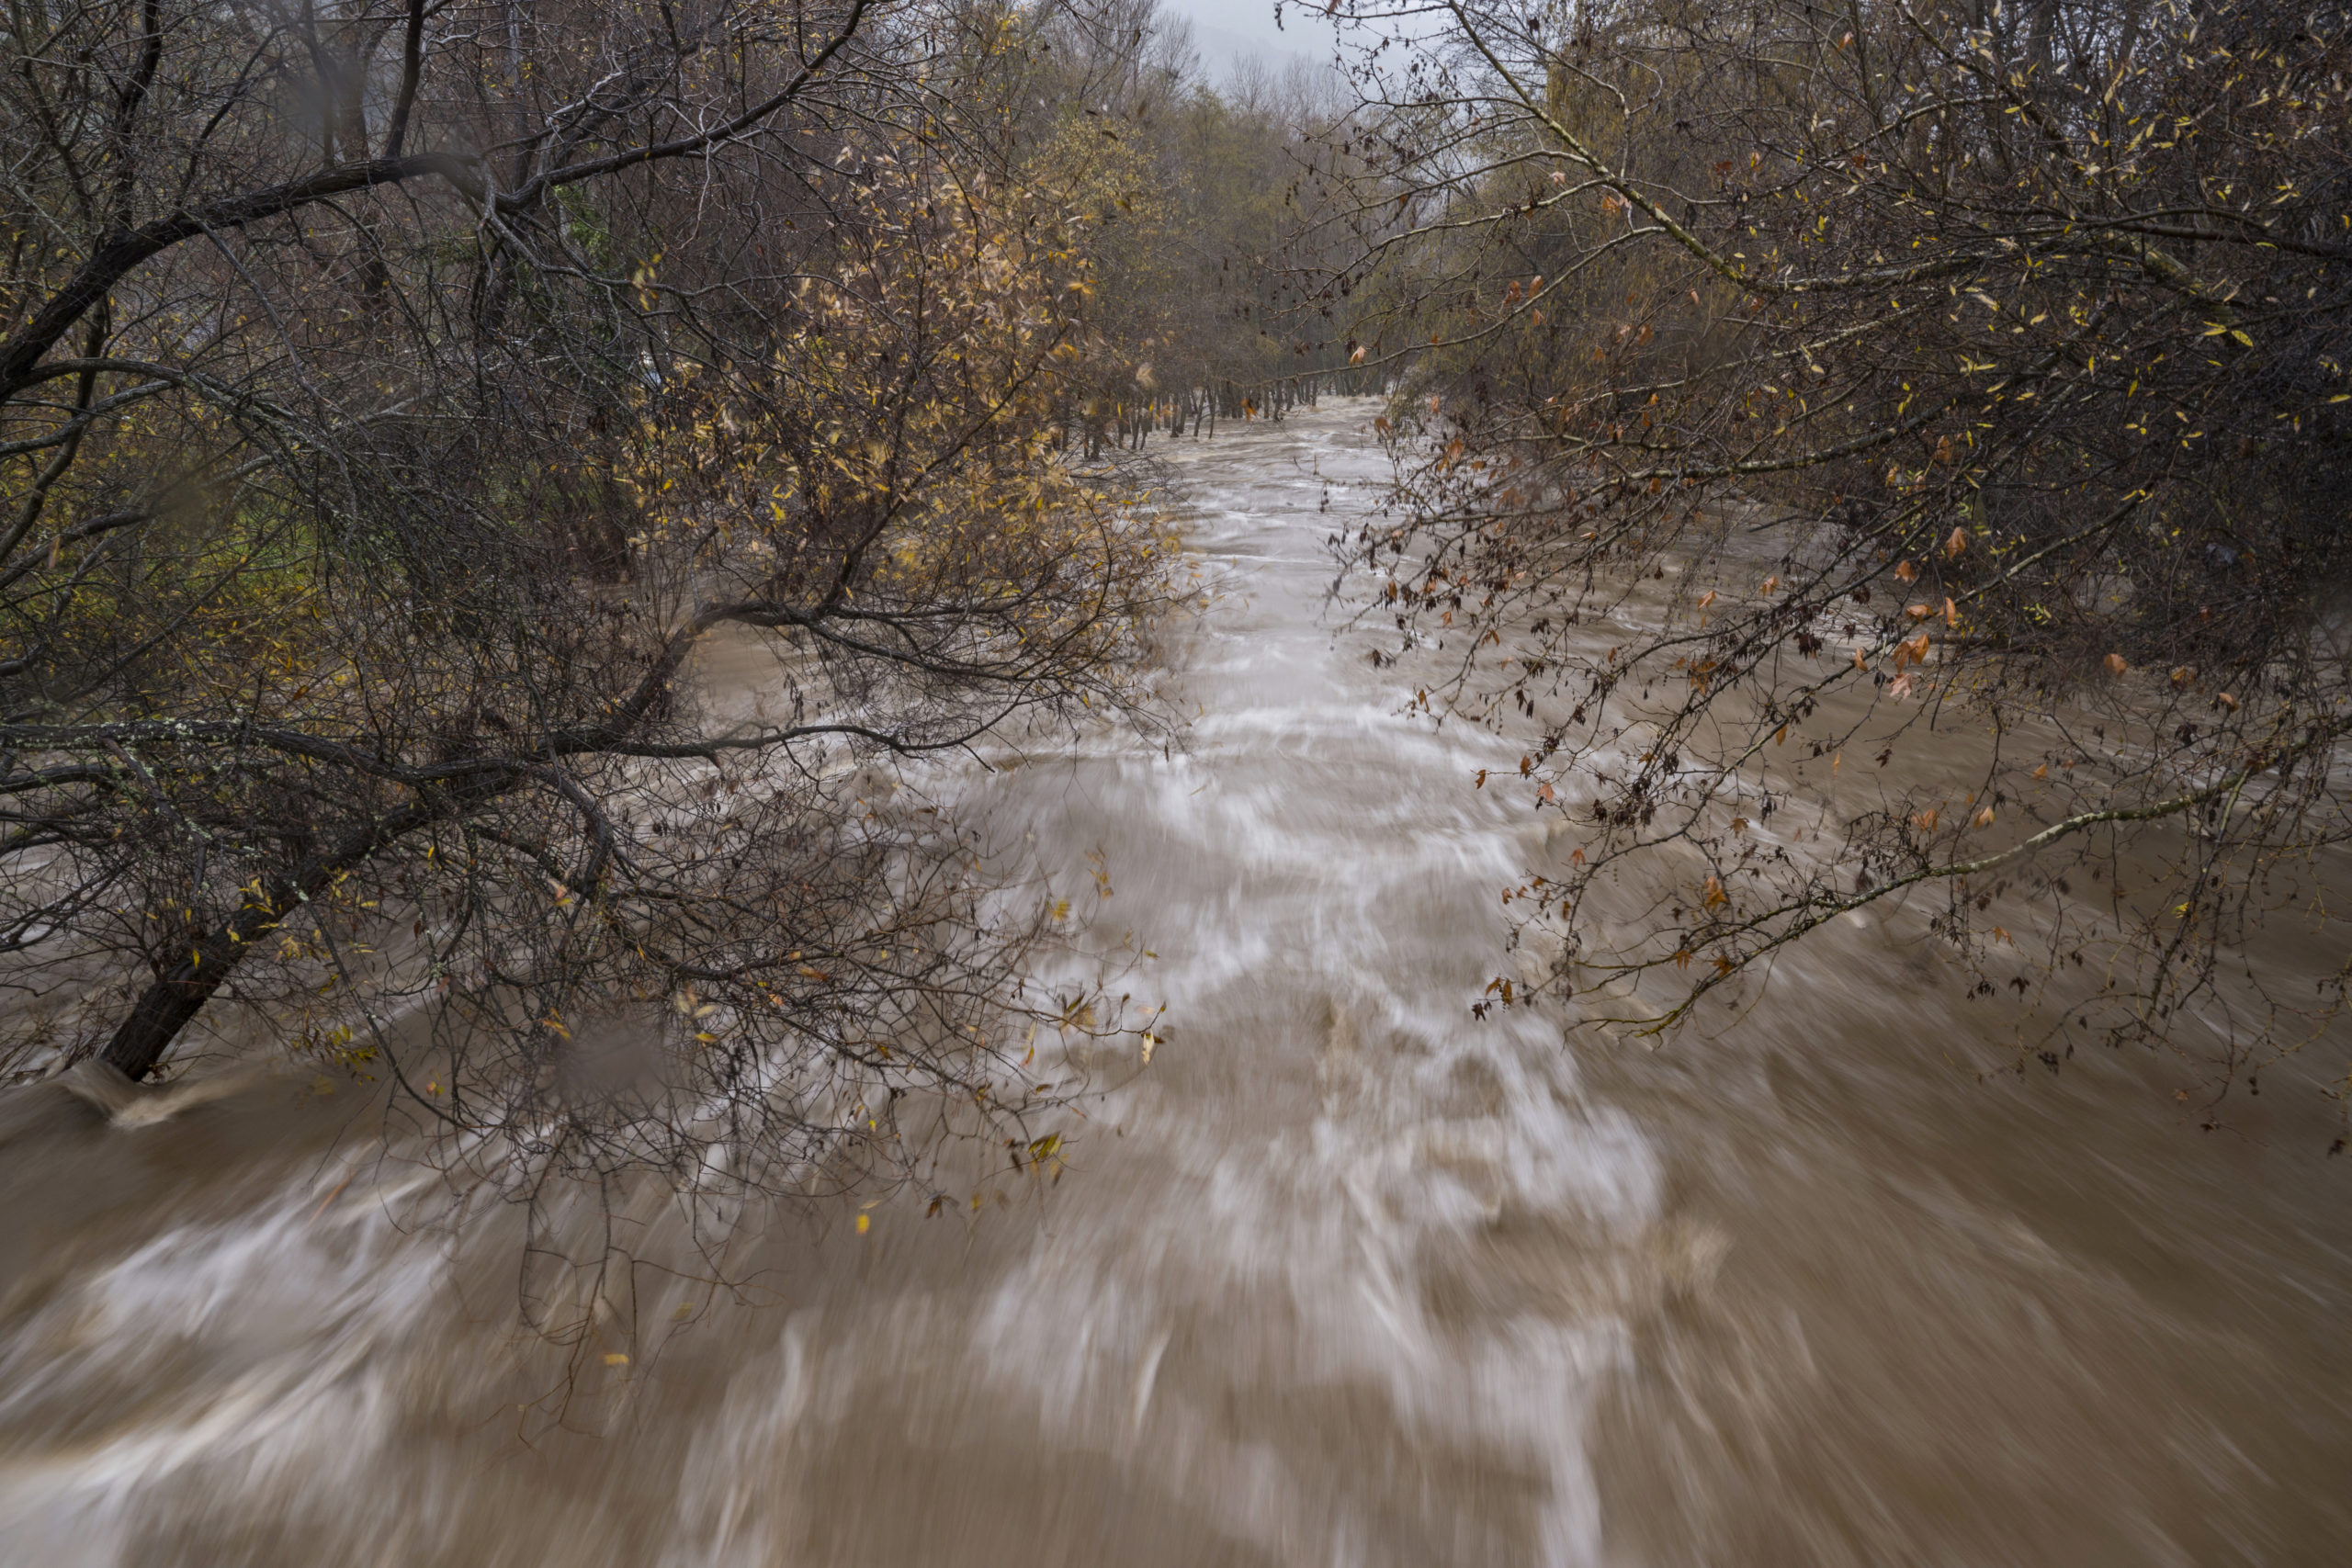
[
  {"xmin": 1313, "ymin": 0, "xmax": 2352, "ymax": 1119},
  {"xmin": 0, "ymin": 0, "xmax": 1191, "ymax": 1250}
]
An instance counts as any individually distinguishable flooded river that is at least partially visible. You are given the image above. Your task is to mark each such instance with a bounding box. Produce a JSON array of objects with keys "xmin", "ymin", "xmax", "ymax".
[{"xmin": 0, "ymin": 402, "xmax": 2345, "ymax": 1565}]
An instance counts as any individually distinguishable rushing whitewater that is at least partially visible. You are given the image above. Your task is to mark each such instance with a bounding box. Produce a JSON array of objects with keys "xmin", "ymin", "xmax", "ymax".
[{"xmin": 0, "ymin": 403, "xmax": 2344, "ymax": 1566}]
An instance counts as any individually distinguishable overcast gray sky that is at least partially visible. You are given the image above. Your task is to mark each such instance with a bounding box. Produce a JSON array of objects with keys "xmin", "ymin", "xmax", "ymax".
[{"xmin": 1156, "ymin": 0, "xmax": 1324, "ymax": 78}]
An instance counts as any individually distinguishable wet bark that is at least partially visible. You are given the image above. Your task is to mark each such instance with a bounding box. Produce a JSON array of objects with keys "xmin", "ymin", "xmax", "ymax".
[{"xmin": 100, "ymin": 796, "xmax": 443, "ymax": 1079}]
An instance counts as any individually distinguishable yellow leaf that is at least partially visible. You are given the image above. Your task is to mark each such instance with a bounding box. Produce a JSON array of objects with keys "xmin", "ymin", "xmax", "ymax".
[
  {"xmin": 604, "ymin": 1353, "xmax": 629, "ymax": 1367},
  {"xmin": 855, "ymin": 1213, "xmax": 871, "ymax": 1235}
]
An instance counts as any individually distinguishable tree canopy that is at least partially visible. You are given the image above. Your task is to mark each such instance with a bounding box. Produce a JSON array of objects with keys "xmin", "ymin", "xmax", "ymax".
[{"xmin": 1313, "ymin": 0, "xmax": 2352, "ymax": 1115}]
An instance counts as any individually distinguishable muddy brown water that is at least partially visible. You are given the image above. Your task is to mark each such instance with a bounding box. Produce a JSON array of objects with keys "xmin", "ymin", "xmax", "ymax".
[{"xmin": 0, "ymin": 402, "xmax": 2345, "ymax": 1566}]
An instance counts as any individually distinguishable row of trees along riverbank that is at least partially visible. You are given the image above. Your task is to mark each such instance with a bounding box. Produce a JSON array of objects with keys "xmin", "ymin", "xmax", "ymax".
[
  {"xmin": 0, "ymin": 0, "xmax": 1353, "ymax": 1277},
  {"xmin": 1303, "ymin": 0, "xmax": 2352, "ymax": 1128}
]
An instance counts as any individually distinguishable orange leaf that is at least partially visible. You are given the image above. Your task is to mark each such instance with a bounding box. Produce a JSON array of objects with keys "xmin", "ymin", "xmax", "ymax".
[{"xmin": 2103, "ymin": 652, "xmax": 2129, "ymax": 676}]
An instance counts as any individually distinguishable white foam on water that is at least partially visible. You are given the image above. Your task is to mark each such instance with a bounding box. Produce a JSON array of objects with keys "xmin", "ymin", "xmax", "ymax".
[
  {"xmin": 666, "ymin": 408, "xmax": 1663, "ymax": 1566},
  {"xmin": 0, "ymin": 1161, "xmax": 452, "ymax": 1565},
  {"xmin": 0, "ymin": 405, "xmax": 1667, "ymax": 1567}
]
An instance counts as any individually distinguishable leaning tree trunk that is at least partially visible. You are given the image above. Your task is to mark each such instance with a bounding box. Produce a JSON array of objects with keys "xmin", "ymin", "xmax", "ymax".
[{"xmin": 101, "ymin": 797, "xmax": 444, "ymax": 1078}]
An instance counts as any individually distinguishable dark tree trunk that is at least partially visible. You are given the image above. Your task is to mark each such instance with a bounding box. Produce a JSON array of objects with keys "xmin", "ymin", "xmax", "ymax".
[{"xmin": 101, "ymin": 797, "xmax": 444, "ymax": 1078}]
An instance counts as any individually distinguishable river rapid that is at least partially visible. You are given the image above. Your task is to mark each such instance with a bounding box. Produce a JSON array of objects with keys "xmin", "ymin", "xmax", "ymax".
[{"xmin": 0, "ymin": 401, "xmax": 2345, "ymax": 1566}]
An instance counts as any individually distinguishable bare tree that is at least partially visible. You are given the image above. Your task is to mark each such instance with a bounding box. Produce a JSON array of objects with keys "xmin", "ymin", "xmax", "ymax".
[
  {"xmin": 1317, "ymin": 0, "xmax": 2352, "ymax": 1119},
  {"xmin": 0, "ymin": 0, "xmax": 1175, "ymax": 1230}
]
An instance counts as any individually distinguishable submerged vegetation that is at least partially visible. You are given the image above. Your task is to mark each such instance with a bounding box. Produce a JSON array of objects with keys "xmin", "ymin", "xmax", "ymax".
[
  {"xmin": 1315, "ymin": 0, "xmax": 2352, "ymax": 1119},
  {"xmin": 1, "ymin": 0, "xmax": 2344, "ymax": 1274},
  {"xmin": 0, "ymin": 0, "xmax": 1348, "ymax": 1245}
]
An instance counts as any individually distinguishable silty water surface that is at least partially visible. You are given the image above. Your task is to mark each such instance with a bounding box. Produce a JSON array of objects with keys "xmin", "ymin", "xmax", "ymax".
[{"xmin": 0, "ymin": 401, "xmax": 2343, "ymax": 1566}]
